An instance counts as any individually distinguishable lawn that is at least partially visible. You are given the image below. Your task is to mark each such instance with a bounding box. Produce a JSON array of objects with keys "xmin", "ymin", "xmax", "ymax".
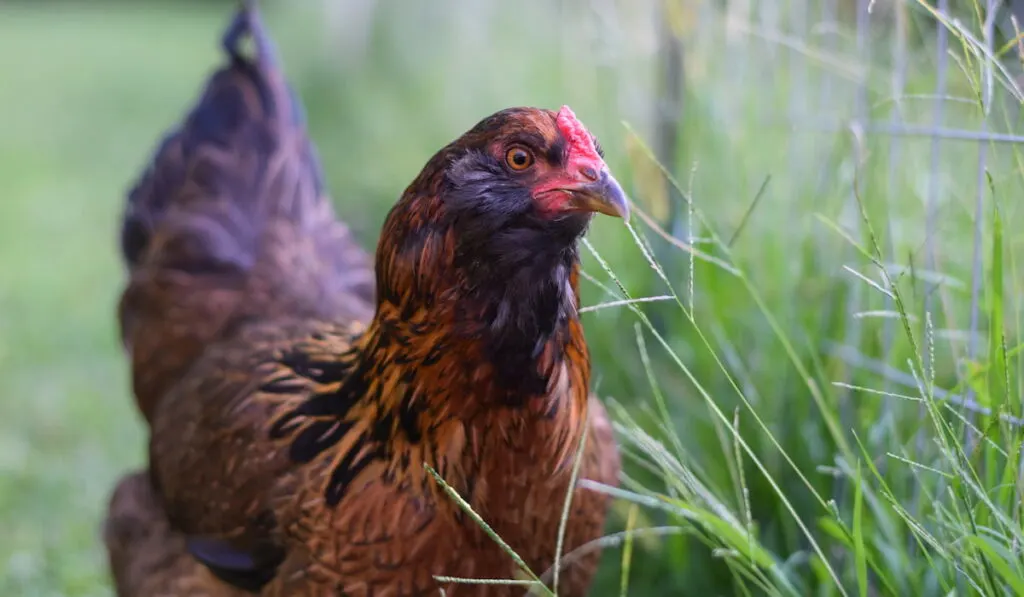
[{"xmin": 2, "ymin": 1, "xmax": 1023, "ymax": 596}]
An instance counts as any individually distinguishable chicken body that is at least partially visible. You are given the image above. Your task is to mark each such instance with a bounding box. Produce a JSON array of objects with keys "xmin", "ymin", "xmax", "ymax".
[{"xmin": 105, "ymin": 3, "xmax": 622, "ymax": 596}]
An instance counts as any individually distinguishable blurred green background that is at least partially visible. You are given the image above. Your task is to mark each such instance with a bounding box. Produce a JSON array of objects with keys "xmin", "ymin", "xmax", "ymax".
[{"xmin": 3, "ymin": 0, "xmax": 1024, "ymax": 595}]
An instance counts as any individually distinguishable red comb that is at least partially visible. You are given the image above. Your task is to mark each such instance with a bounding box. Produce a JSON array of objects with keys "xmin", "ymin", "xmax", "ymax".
[{"xmin": 556, "ymin": 105, "xmax": 602, "ymax": 164}]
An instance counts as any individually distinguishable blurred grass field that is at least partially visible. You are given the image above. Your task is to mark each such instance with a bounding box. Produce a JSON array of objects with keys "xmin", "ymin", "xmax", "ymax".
[{"xmin": 2, "ymin": 0, "xmax": 1024, "ymax": 596}]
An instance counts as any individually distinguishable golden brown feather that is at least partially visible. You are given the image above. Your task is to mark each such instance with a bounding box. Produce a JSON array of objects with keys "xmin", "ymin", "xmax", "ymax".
[{"xmin": 105, "ymin": 3, "xmax": 622, "ymax": 596}]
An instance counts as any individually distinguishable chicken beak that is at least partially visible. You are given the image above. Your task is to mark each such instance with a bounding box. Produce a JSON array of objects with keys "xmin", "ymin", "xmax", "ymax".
[{"xmin": 566, "ymin": 170, "xmax": 630, "ymax": 223}]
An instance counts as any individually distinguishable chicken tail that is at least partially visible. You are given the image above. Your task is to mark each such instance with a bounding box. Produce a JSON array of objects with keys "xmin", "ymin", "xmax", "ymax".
[
  {"xmin": 119, "ymin": 0, "xmax": 315, "ymax": 271},
  {"xmin": 118, "ymin": 1, "xmax": 373, "ymax": 423}
]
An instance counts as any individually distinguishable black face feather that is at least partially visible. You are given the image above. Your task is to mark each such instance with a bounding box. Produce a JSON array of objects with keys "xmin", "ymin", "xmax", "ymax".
[
  {"xmin": 442, "ymin": 149, "xmax": 591, "ymax": 270},
  {"xmin": 441, "ymin": 149, "xmax": 587, "ymax": 400}
]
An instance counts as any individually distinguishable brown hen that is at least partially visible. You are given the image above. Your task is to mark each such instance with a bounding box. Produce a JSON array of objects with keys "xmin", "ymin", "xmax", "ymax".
[{"xmin": 105, "ymin": 3, "xmax": 624, "ymax": 596}]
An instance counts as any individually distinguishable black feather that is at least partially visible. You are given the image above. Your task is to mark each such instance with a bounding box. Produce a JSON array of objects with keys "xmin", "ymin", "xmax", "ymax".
[
  {"xmin": 441, "ymin": 149, "xmax": 584, "ymax": 401},
  {"xmin": 186, "ymin": 536, "xmax": 284, "ymax": 593}
]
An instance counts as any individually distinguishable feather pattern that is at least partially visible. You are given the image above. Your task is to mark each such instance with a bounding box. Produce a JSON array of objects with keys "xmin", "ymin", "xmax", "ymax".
[
  {"xmin": 104, "ymin": 3, "xmax": 621, "ymax": 596},
  {"xmin": 116, "ymin": 1, "xmax": 374, "ymax": 423}
]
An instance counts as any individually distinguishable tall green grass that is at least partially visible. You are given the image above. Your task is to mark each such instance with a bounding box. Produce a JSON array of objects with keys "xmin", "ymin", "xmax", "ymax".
[
  {"xmin": 574, "ymin": 1, "xmax": 1024, "ymax": 595},
  {"xmin": 1, "ymin": 1, "xmax": 1022, "ymax": 595}
]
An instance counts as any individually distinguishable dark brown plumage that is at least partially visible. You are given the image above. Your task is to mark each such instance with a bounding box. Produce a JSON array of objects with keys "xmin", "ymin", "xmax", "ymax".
[
  {"xmin": 104, "ymin": 3, "xmax": 623, "ymax": 596},
  {"xmin": 105, "ymin": 472, "xmax": 252, "ymax": 597}
]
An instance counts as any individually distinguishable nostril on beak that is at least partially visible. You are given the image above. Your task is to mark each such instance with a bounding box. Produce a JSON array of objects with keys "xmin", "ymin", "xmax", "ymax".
[{"xmin": 579, "ymin": 166, "xmax": 599, "ymax": 182}]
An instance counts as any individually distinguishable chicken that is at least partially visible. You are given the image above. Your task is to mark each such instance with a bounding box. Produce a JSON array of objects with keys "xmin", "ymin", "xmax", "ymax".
[{"xmin": 104, "ymin": 2, "xmax": 624, "ymax": 596}]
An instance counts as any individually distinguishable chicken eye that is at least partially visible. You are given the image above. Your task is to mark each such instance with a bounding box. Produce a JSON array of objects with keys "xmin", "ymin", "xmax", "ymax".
[{"xmin": 505, "ymin": 147, "xmax": 534, "ymax": 171}]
